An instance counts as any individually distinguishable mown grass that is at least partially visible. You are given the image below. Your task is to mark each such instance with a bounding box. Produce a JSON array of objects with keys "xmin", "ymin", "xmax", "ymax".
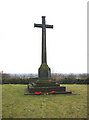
[{"xmin": 2, "ymin": 84, "xmax": 87, "ymax": 118}]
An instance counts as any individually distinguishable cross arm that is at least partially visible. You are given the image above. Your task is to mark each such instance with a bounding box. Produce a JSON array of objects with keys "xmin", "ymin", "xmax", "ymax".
[
  {"xmin": 34, "ymin": 23, "xmax": 42, "ymax": 28},
  {"xmin": 46, "ymin": 24, "xmax": 53, "ymax": 28}
]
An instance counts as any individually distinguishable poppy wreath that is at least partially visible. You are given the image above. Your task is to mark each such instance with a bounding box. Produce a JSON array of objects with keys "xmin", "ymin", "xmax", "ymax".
[
  {"xmin": 50, "ymin": 91, "xmax": 57, "ymax": 94},
  {"xmin": 35, "ymin": 92, "xmax": 42, "ymax": 95}
]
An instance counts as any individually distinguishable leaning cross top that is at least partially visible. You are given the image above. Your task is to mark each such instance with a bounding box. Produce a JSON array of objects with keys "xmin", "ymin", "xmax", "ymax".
[
  {"xmin": 34, "ymin": 16, "xmax": 53, "ymax": 64},
  {"xmin": 34, "ymin": 16, "xmax": 53, "ymax": 80}
]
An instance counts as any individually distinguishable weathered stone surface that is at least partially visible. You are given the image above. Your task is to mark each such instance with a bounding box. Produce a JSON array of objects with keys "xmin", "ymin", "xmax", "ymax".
[
  {"xmin": 28, "ymin": 86, "xmax": 66, "ymax": 93},
  {"xmin": 33, "ymin": 79, "xmax": 59, "ymax": 87},
  {"xmin": 38, "ymin": 63, "xmax": 51, "ymax": 80}
]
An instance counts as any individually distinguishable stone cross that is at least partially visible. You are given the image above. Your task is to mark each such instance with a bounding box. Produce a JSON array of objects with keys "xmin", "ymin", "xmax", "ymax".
[
  {"xmin": 34, "ymin": 16, "xmax": 53, "ymax": 80},
  {"xmin": 34, "ymin": 16, "xmax": 53, "ymax": 64}
]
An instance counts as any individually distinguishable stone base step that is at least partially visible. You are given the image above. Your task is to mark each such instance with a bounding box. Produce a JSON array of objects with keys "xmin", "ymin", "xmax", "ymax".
[
  {"xmin": 28, "ymin": 86, "xmax": 66, "ymax": 93},
  {"xmin": 24, "ymin": 88, "xmax": 72, "ymax": 95}
]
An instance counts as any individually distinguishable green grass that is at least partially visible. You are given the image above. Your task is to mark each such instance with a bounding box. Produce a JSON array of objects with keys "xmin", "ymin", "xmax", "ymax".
[{"xmin": 2, "ymin": 84, "xmax": 87, "ymax": 118}]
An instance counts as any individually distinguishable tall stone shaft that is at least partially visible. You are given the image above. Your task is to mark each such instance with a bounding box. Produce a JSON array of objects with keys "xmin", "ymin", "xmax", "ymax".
[{"xmin": 42, "ymin": 16, "xmax": 46, "ymax": 64}]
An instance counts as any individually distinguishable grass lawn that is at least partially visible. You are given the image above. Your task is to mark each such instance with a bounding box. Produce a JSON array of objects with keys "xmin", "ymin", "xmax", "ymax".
[{"xmin": 2, "ymin": 84, "xmax": 87, "ymax": 118}]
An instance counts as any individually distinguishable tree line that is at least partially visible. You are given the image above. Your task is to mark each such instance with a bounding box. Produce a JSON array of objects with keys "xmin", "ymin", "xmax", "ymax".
[{"xmin": 1, "ymin": 72, "xmax": 89, "ymax": 84}]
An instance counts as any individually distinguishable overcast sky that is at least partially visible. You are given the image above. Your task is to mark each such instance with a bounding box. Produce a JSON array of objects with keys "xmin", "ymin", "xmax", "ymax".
[{"xmin": 0, "ymin": 0, "xmax": 87, "ymax": 74}]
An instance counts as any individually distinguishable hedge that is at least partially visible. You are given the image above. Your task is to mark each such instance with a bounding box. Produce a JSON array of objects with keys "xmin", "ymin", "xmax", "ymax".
[{"xmin": 2, "ymin": 78, "xmax": 89, "ymax": 84}]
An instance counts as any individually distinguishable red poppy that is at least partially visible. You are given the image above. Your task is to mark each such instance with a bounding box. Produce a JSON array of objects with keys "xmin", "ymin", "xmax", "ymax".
[
  {"xmin": 35, "ymin": 92, "xmax": 42, "ymax": 95},
  {"xmin": 50, "ymin": 91, "xmax": 57, "ymax": 94}
]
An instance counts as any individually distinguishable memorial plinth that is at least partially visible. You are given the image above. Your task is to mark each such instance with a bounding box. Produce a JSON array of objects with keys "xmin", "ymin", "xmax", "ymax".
[
  {"xmin": 39, "ymin": 63, "xmax": 51, "ymax": 80},
  {"xmin": 24, "ymin": 16, "xmax": 72, "ymax": 95}
]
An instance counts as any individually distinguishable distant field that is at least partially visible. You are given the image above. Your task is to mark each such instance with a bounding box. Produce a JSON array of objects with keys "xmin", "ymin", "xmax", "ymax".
[{"xmin": 2, "ymin": 84, "xmax": 88, "ymax": 118}]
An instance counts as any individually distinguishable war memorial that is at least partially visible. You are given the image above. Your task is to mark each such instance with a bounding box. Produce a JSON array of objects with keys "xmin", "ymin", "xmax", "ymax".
[{"xmin": 24, "ymin": 16, "xmax": 72, "ymax": 95}]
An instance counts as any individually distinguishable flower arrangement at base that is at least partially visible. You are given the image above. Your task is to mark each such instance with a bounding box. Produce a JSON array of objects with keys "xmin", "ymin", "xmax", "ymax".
[
  {"xmin": 35, "ymin": 92, "xmax": 42, "ymax": 95},
  {"xmin": 50, "ymin": 91, "xmax": 57, "ymax": 94}
]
